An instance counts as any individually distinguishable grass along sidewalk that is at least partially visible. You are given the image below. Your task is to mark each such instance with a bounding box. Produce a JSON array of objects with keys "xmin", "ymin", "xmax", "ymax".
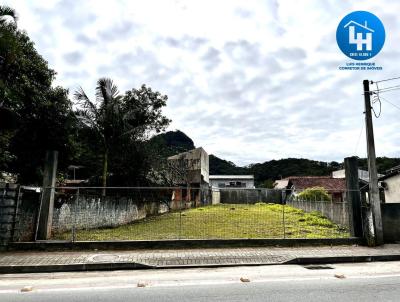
[{"xmin": 53, "ymin": 203, "xmax": 349, "ymax": 241}]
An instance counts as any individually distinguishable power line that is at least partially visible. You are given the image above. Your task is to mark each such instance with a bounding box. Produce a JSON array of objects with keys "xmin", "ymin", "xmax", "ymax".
[
  {"xmin": 371, "ymin": 82, "xmax": 382, "ymax": 118},
  {"xmin": 379, "ymin": 95, "xmax": 400, "ymax": 112},
  {"xmin": 373, "ymin": 76, "xmax": 400, "ymax": 84},
  {"xmin": 369, "ymin": 84, "xmax": 400, "ymax": 94},
  {"xmin": 354, "ymin": 121, "xmax": 364, "ymax": 154}
]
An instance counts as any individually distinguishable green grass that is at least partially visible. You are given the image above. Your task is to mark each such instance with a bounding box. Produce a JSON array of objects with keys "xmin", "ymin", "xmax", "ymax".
[{"xmin": 53, "ymin": 203, "xmax": 349, "ymax": 241}]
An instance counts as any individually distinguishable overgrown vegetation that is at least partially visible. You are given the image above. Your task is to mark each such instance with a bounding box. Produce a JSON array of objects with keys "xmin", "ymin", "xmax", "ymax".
[
  {"xmin": 297, "ymin": 187, "xmax": 331, "ymax": 201},
  {"xmin": 54, "ymin": 203, "xmax": 348, "ymax": 240}
]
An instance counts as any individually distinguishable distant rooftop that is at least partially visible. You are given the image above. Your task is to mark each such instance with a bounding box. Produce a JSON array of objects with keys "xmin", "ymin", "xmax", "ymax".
[
  {"xmin": 332, "ymin": 169, "xmax": 383, "ymax": 183},
  {"xmin": 289, "ymin": 177, "xmax": 346, "ymax": 192}
]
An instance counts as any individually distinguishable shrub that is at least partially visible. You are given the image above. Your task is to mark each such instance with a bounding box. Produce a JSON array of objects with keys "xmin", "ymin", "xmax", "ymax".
[{"xmin": 297, "ymin": 187, "xmax": 331, "ymax": 201}]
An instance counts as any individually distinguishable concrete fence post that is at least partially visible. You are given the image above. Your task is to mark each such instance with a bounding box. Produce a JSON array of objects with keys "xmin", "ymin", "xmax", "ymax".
[
  {"xmin": 36, "ymin": 150, "xmax": 58, "ymax": 240},
  {"xmin": 344, "ymin": 156, "xmax": 363, "ymax": 238}
]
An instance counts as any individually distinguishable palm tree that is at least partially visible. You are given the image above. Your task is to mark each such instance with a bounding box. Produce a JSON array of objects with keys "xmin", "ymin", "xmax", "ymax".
[
  {"xmin": 0, "ymin": 5, "xmax": 17, "ymax": 25},
  {"xmin": 74, "ymin": 78, "xmax": 124, "ymax": 196}
]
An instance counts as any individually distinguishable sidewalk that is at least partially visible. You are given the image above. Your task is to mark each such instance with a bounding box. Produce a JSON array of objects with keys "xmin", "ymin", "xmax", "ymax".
[{"xmin": 1, "ymin": 244, "xmax": 400, "ymax": 274}]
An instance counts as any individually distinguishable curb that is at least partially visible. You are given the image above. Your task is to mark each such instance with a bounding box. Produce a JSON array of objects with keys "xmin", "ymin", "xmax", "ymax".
[
  {"xmin": 7, "ymin": 238, "xmax": 363, "ymax": 251},
  {"xmin": 0, "ymin": 262, "xmax": 152, "ymax": 274},
  {"xmin": 284, "ymin": 254, "xmax": 400, "ymax": 265},
  {"xmin": 2, "ymin": 254, "xmax": 400, "ymax": 274}
]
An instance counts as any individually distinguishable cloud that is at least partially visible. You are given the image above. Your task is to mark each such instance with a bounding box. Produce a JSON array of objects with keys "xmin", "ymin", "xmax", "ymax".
[
  {"xmin": 76, "ymin": 33, "xmax": 97, "ymax": 46},
  {"xmin": 63, "ymin": 51, "xmax": 83, "ymax": 64},
  {"xmin": 7, "ymin": 0, "xmax": 400, "ymax": 166},
  {"xmin": 97, "ymin": 20, "xmax": 137, "ymax": 41},
  {"xmin": 163, "ymin": 35, "xmax": 207, "ymax": 50}
]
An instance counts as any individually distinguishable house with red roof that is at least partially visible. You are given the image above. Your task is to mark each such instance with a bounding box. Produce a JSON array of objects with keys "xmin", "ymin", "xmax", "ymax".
[{"xmin": 274, "ymin": 176, "xmax": 346, "ymax": 202}]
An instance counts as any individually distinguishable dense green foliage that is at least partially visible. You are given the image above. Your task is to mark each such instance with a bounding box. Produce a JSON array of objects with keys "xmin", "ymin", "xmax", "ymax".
[
  {"xmin": 74, "ymin": 79, "xmax": 170, "ymax": 191},
  {"xmin": 358, "ymin": 157, "xmax": 400, "ymax": 174},
  {"xmin": 297, "ymin": 187, "xmax": 331, "ymax": 201},
  {"xmin": 149, "ymin": 130, "xmax": 195, "ymax": 157},
  {"xmin": 209, "ymin": 154, "xmax": 247, "ymax": 175},
  {"xmin": 0, "ymin": 6, "xmax": 171, "ymax": 186},
  {"xmin": 0, "ymin": 9, "xmax": 75, "ymax": 183}
]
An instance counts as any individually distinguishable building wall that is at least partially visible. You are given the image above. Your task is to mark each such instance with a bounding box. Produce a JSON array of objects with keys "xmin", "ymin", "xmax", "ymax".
[
  {"xmin": 167, "ymin": 147, "xmax": 209, "ymax": 185},
  {"xmin": 210, "ymin": 179, "xmax": 254, "ymax": 188},
  {"xmin": 200, "ymin": 149, "xmax": 209, "ymax": 183},
  {"xmin": 383, "ymin": 174, "xmax": 400, "ymax": 203}
]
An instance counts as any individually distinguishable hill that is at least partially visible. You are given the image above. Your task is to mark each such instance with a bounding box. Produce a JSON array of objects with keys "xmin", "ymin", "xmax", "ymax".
[
  {"xmin": 150, "ymin": 130, "xmax": 195, "ymax": 157},
  {"xmin": 152, "ymin": 130, "xmax": 400, "ymax": 186}
]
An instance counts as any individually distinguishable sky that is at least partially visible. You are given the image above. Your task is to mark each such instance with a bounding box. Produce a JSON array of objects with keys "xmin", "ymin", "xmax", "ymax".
[{"xmin": 7, "ymin": 0, "xmax": 400, "ymax": 166}]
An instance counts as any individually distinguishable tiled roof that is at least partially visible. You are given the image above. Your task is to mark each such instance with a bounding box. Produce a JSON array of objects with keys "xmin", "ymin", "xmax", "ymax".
[{"xmin": 289, "ymin": 177, "xmax": 346, "ymax": 192}]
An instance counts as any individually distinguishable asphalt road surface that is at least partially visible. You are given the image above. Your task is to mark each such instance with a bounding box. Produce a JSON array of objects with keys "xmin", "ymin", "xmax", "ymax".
[{"xmin": 1, "ymin": 261, "xmax": 400, "ymax": 301}]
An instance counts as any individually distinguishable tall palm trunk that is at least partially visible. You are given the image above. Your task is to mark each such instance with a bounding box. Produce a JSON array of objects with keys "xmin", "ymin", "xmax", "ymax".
[{"xmin": 102, "ymin": 150, "xmax": 108, "ymax": 196}]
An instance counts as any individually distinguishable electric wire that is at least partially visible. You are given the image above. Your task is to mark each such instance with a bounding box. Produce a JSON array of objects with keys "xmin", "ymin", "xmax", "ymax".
[
  {"xmin": 379, "ymin": 95, "xmax": 400, "ymax": 112},
  {"xmin": 371, "ymin": 82, "xmax": 382, "ymax": 118},
  {"xmin": 368, "ymin": 85, "xmax": 400, "ymax": 94},
  {"xmin": 354, "ymin": 121, "xmax": 364, "ymax": 154},
  {"xmin": 373, "ymin": 76, "xmax": 400, "ymax": 84}
]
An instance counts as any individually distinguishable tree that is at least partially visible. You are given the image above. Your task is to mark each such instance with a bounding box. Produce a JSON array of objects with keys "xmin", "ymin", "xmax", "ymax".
[
  {"xmin": 0, "ymin": 5, "xmax": 74, "ymax": 184},
  {"xmin": 74, "ymin": 80, "xmax": 170, "ymax": 194},
  {"xmin": 0, "ymin": 5, "xmax": 16, "ymax": 27},
  {"xmin": 74, "ymin": 78, "xmax": 124, "ymax": 195}
]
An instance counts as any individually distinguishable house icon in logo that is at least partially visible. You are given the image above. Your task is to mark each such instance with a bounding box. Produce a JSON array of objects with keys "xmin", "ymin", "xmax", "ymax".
[{"xmin": 344, "ymin": 20, "xmax": 374, "ymax": 51}]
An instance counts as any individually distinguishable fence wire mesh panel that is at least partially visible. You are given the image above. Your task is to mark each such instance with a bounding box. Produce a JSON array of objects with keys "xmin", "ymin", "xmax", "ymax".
[{"xmin": 23, "ymin": 186, "xmax": 353, "ymax": 242}]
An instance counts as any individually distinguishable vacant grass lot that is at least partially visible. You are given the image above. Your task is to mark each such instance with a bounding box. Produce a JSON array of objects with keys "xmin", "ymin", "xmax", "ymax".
[{"xmin": 54, "ymin": 203, "xmax": 349, "ymax": 241}]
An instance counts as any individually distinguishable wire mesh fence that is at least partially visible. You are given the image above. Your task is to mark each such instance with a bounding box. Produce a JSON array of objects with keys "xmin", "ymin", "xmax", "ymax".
[{"xmin": 17, "ymin": 186, "xmax": 353, "ymax": 242}]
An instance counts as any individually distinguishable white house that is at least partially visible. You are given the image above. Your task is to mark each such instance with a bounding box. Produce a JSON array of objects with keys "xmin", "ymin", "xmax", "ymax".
[
  {"xmin": 332, "ymin": 168, "xmax": 383, "ymax": 183},
  {"xmin": 380, "ymin": 166, "xmax": 400, "ymax": 203},
  {"xmin": 209, "ymin": 175, "xmax": 255, "ymax": 189}
]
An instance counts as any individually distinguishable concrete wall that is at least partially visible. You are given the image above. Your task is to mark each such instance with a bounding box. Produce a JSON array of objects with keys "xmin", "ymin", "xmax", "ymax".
[
  {"xmin": 383, "ymin": 174, "xmax": 400, "ymax": 203},
  {"xmin": 0, "ymin": 184, "xmax": 41, "ymax": 244},
  {"xmin": 51, "ymin": 194, "xmax": 169, "ymax": 234},
  {"xmin": 0, "ymin": 184, "xmax": 18, "ymax": 245},
  {"xmin": 13, "ymin": 190, "xmax": 41, "ymax": 242},
  {"xmin": 286, "ymin": 199, "xmax": 349, "ymax": 227},
  {"xmin": 219, "ymin": 189, "xmax": 282, "ymax": 204},
  {"xmin": 381, "ymin": 203, "xmax": 400, "ymax": 242},
  {"xmin": 10, "ymin": 191, "xmax": 173, "ymax": 241}
]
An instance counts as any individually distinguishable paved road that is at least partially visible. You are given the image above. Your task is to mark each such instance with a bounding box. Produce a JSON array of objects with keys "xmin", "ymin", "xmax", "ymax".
[
  {"xmin": 1, "ymin": 262, "xmax": 400, "ymax": 301},
  {"xmin": 3, "ymin": 277, "xmax": 400, "ymax": 302}
]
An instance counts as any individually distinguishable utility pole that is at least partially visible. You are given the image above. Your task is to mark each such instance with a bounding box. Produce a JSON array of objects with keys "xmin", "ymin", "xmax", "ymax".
[{"xmin": 363, "ymin": 79, "xmax": 384, "ymax": 246}]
